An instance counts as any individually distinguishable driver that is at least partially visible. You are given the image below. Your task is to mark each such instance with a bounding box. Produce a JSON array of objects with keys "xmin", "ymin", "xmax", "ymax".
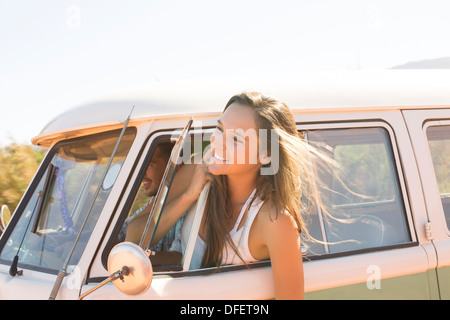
[{"xmin": 119, "ymin": 142, "xmax": 185, "ymax": 266}]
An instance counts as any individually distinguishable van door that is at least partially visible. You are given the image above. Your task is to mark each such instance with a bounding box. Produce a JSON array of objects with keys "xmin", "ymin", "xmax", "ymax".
[
  {"xmin": 297, "ymin": 111, "xmax": 438, "ymax": 299},
  {"xmin": 79, "ymin": 121, "xmax": 276, "ymax": 300},
  {"xmin": 403, "ymin": 108, "xmax": 450, "ymax": 299}
]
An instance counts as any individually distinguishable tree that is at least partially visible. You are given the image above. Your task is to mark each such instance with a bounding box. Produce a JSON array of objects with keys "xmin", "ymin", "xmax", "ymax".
[{"xmin": 0, "ymin": 143, "xmax": 45, "ymax": 214}]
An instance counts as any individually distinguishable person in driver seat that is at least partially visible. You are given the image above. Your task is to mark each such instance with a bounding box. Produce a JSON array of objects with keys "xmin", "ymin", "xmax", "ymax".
[{"xmin": 119, "ymin": 142, "xmax": 185, "ymax": 266}]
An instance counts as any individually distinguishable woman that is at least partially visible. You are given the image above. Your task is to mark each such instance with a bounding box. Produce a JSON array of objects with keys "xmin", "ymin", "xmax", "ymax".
[{"xmin": 157, "ymin": 92, "xmax": 320, "ymax": 299}]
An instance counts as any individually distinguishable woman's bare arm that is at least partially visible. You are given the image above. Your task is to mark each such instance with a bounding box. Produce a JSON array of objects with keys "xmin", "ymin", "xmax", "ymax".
[
  {"xmin": 151, "ymin": 160, "xmax": 211, "ymax": 244},
  {"xmin": 260, "ymin": 208, "xmax": 305, "ymax": 300}
]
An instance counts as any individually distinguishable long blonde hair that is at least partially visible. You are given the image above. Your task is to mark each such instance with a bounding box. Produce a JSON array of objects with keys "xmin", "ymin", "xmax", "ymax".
[{"xmin": 201, "ymin": 92, "xmax": 330, "ymax": 268}]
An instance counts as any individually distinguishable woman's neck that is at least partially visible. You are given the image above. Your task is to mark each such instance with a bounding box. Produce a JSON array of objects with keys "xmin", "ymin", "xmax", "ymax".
[{"xmin": 226, "ymin": 170, "xmax": 258, "ymax": 206}]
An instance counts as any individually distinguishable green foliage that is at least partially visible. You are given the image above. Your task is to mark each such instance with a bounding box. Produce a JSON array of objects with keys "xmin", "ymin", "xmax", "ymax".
[
  {"xmin": 429, "ymin": 140, "xmax": 450, "ymax": 194},
  {"xmin": 332, "ymin": 143, "xmax": 395, "ymax": 204},
  {"xmin": 0, "ymin": 143, "xmax": 45, "ymax": 213}
]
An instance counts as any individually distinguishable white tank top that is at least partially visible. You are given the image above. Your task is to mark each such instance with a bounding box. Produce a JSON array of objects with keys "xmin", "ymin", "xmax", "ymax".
[{"xmin": 183, "ymin": 188, "xmax": 265, "ymax": 270}]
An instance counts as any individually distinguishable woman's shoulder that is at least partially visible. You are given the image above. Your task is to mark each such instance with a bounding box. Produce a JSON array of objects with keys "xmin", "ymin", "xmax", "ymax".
[
  {"xmin": 256, "ymin": 198, "xmax": 298, "ymax": 235},
  {"xmin": 252, "ymin": 197, "xmax": 300, "ymax": 255}
]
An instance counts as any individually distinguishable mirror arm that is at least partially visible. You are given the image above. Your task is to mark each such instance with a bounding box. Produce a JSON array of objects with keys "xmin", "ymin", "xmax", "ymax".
[
  {"xmin": 78, "ymin": 266, "xmax": 131, "ymax": 300},
  {"xmin": 79, "ymin": 243, "xmax": 154, "ymax": 299}
]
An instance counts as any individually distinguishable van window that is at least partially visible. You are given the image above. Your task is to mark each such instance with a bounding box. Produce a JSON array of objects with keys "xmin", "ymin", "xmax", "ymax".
[
  {"xmin": 426, "ymin": 125, "xmax": 450, "ymax": 229},
  {"xmin": 303, "ymin": 127, "xmax": 412, "ymax": 256},
  {"xmin": 116, "ymin": 130, "xmax": 209, "ymax": 272},
  {"xmin": 0, "ymin": 129, "xmax": 136, "ymax": 272},
  {"xmin": 116, "ymin": 138, "xmax": 183, "ymax": 271}
]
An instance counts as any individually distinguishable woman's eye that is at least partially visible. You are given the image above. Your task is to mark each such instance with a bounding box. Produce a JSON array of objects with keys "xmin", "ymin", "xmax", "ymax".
[{"xmin": 233, "ymin": 135, "xmax": 245, "ymax": 144}]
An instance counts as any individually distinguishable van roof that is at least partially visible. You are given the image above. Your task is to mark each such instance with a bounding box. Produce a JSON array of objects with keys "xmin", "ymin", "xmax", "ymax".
[{"xmin": 32, "ymin": 70, "xmax": 450, "ymax": 147}]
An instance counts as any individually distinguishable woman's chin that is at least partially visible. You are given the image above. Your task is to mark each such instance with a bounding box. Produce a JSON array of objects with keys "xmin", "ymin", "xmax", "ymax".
[{"xmin": 207, "ymin": 162, "xmax": 229, "ymax": 175}]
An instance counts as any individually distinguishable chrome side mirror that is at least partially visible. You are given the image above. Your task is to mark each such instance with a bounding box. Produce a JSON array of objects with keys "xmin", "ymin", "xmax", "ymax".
[
  {"xmin": 0, "ymin": 205, "xmax": 11, "ymax": 233},
  {"xmin": 79, "ymin": 242, "xmax": 153, "ymax": 299}
]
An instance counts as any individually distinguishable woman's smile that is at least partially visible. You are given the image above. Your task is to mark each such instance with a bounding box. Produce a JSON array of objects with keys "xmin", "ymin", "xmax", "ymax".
[{"xmin": 211, "ymin": 150, "xmax": 228, "ymax": 163}]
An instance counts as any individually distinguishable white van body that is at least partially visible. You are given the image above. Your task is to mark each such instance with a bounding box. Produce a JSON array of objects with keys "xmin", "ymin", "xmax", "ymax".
[{"xmin": 1, "ymin": 71, "xmax": 450, "ymax": 300}]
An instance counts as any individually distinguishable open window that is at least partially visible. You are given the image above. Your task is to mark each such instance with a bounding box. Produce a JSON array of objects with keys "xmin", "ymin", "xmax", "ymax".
[
  {"xmin": 113, "ymin": 120, "xmax": 211, "ymax": 272},
  {"xmin": 115, "ymin": 136, "xmax": 186, "ymax": 271}
]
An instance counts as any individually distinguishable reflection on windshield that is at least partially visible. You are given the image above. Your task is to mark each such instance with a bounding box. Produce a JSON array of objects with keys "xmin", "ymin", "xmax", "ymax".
[{"xmin": 0, "ymin": 129, "xmax": 135, "ymax": 272}]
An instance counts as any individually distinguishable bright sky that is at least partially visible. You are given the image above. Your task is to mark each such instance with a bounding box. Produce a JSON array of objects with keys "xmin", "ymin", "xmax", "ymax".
[{"xmin": 1, "ymin": 0, "xmax": 450, "ymax": 145}]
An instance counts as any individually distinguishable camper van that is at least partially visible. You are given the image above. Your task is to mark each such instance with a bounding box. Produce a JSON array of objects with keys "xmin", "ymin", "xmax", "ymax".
[{"xmin": 0, "ymin": 71, "xmax": 449, "ymax": 300}]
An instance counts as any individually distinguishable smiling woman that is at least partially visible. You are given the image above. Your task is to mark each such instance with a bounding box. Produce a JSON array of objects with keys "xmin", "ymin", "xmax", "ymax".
[
  {"xmin": 153, "ymin": 91, "xmax": 334, "ymax": 299},
  {"xmin": 207, "ymin": 103, "xmax": 263, "ymax": 176}
]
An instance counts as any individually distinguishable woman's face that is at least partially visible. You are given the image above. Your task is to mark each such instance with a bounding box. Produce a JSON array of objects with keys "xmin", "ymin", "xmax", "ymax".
[{"xmin": 207, "ymin": 102, "xmax": 263, "ymax": 176}]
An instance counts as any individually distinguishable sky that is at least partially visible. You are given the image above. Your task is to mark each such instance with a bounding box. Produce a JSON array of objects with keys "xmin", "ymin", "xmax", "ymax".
[{"xmin": 1, "ymin": 0, "xmax": 450, "ymax": 145}]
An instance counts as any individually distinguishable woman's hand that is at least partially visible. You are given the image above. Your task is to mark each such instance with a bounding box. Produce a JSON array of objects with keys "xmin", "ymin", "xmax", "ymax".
[
  {"xmin": 183, "ymin": 149, "xmax": 213, "ymax": 203},
  {"xmin": 183, "ymin": 163, "xmax": 212, "ymax": 202},
  {"xmin": 150, "ymin": 151, "xmax": 212, "ymax": 244}
]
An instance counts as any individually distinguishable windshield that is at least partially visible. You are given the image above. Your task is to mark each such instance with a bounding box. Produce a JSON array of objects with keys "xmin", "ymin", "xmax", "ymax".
[{"xmin": 0, "ymin": 129, "xmax": 135, "ymax": 273}]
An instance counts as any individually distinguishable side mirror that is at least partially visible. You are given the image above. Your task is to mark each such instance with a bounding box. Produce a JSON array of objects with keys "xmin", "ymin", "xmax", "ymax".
[
  {"xmin": 107, "ymin": 242, "xmax": 153, "ymax": 295},
  {"xmin": 79, "ymin": 242, "xmax": 153, "ymax": 299},
  {"xmin": 0, "ymin": 205, "xmax": 11, "ymax": 233}
]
